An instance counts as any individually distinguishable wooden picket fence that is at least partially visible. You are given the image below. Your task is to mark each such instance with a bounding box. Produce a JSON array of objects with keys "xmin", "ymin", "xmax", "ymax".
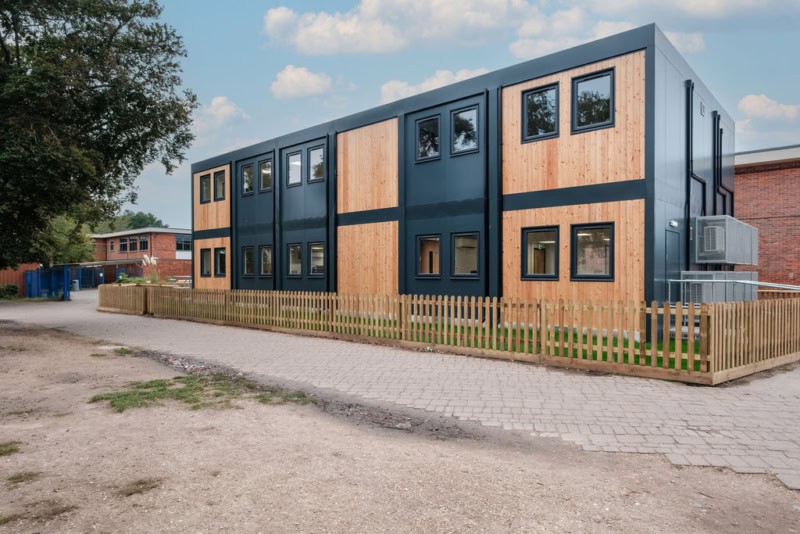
[
  {"xmin": 759, "ymin": 289, "xmax": 800, "ymax": 300},
  {"xmin": 98, "ymin": 285, "xmax": 800, "ymax": 385}
]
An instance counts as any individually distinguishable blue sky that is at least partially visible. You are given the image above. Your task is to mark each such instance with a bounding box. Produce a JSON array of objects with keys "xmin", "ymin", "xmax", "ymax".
[{"xmin": 135, "ymin": 0, "xmax": 800, "ymax": 227}]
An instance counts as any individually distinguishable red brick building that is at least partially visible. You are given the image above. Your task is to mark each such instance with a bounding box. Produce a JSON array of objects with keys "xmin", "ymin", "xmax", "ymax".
[
  {"xmin": 735, "ymin": 145, "xmax": 800, "ymax": 285},
  {"xmin": 89, "ymin": 227, "xmax": 192, "ymax": 281}
]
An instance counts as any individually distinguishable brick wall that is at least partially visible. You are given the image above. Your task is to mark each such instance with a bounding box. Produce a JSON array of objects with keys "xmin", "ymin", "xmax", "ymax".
[
  {"xmin": 736, "ymin": 160, "xmax": 800, "ymax": 284},
  {"xmin": 143, "ymin": 259, "xmax": 191, "ymax": 280},
  {"xmin": 98, "ymin": 232, "xmax": 179, "ymax": 262}
]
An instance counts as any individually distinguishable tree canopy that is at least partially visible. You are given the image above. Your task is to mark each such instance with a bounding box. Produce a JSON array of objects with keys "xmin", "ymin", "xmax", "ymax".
[
  {"xmin": 93, "ymin": 210, "xmax": 168, "ymax": 233},
  {"xmin": 0, "ymin": 0, "xmax": 196, "ymax": 269}
]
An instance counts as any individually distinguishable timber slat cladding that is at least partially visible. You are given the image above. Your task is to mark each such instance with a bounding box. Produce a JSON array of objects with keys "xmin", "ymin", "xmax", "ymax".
[
  {"xmin": 502, "ymin": 199, "xmax": 644, "ymax": 302},
  {"xmin": 502, "ymin": 51, "xmax": 645, "ymax": 194},
  {"xmin": 336, "ymin": 221, "xmax": 399, "ymax": 295},
  {"xmin": 336, "ymin": 118, "xmax": 399, "ymax": 214},
  {"xmin": 193, "ymin": 237, "xmax": 230, "ymax": 290},
  {"xmin": 193, "ymin": 164, "xmax": 230, "ymax": 230}
]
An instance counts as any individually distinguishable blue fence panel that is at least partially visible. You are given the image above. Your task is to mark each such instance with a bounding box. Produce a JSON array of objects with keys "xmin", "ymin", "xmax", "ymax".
[{"xmin": 23, "ymin": 266, "xmax": 70, "ymax": 300}]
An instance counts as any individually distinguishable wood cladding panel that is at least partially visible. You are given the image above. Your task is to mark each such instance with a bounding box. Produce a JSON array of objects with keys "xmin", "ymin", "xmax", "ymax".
[
  {"xmin": 502, "ymin": 51, "xmax": 645, "ymax": 194},
  {"xmin": 337, "ymin": 119, "xmax": 398, "ymax": 214},
  {"xmin": 193, "ymin": 164, "xmax": 230, "ymax": 231},
  {"xmin": 194, "ymin": 237, "xmax": 230, "ymax": 290},
  {"xmin": 337, "ymin": 221, "xmax": 398, "ymax": 295},
  {"xmin": 502, "ymin": 200, "xmax": 644, "ymax": 302}
]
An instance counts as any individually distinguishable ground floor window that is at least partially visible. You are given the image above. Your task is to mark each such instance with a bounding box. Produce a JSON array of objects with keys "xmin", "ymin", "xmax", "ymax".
[
  {"xmin": 242, "ymin": 247, "xmax": 254, "ymax": 276},
  {"xmin": 259, "ymin": 245, "xmax": 272, "ymax": 276},
  {"xmin": 452, "ymin": 233, "xmax": 478, "ymax": 277},
  {"xmin": 522, "ymin": 227, "xmax": 558, "ymax": 280},
  {"xmin": 288, "ymin": 244, "xmax": 302, "ymax": 276},
  {"xmin": 417, "ymin": 235, "xmax": 441, "ymax": 276},
  {"xmin": 309, "ymin": 243, "xmax": 324, "ymax": 276},
  {"xmin": 571, "ymin": 223, "xmax": 613, "ymax": 280},
  {"xmin": 200, "ymin": 248, "xmax": 211, "ymax": 277},
  {"xmin": 214, "ymin": 247, "xmax": 226, "ymax": 277}
]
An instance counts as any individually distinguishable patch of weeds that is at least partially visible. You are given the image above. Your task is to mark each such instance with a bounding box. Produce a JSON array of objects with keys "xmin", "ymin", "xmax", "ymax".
[
  {"xmin": 113, "ymin": 347, "xmax": 133, "ymax": 356},
  {"xmin": 255, "ymin": 389, "xmax": 317, "ymax": 406},
  {"xmin": 8, "ymin": 471, "xmax": 40, "ymax": 485},
  {"xmin": 26, "ymin": 499, "xmax": 76, "ymax": 521},
  {"xmin": 89, "ymin": 352, "xmax": 106, "ymax": 358},
  {"xmin": 0, "ymin": 513, "xmax": 23, "ymax": 525},
  {"xmin": 116, "ymin": 478, "xmax": 161, "ymax": 497},
  {"xmin": 0, "ymin": 345, "xmax": 27, "ymax": 352},
  {"xmin": 0, "ymin": 441, "xmax": 20, "ymax": 456}
]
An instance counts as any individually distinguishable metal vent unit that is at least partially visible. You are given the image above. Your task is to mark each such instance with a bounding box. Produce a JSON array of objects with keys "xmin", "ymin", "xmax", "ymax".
[
  {"xmin": 679, "ymin": 271, "xmax": 758, "ymax": 303},
  {"xmin": 691, "ymin": 216, "xmax": 758, "ymax": 265}
]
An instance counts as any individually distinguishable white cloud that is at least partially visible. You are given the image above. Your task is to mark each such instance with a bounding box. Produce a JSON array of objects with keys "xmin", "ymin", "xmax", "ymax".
[
  {"xmin": 380, "ymin": 68, "xmax": 489, "ymax": 104},
  {"xmin": 664, "ymin": 31, "xmax": 706, "ymax": 54},
  {"xmin": 270, "ymin": 65, "xmax": 333, "ymax": 99},
  {"xmin": 193, "ymin": 96, "xmax": 249, "ymax": 133},
  {"xmin": 579, "ymin": 0, "xmax": 773, "ymax": 18},
  {"xmin": 738, "ymin": 94, "xmax": 800, "ymax": 121}
]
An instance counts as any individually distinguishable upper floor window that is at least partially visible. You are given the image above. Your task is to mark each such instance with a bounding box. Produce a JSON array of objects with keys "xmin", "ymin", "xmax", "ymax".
[
  {"xmin": 416, "ymin": 116, "xmax": 440, "ymax": 161},
  {"xmin": 129, "ymin": 238, "xmax": 138, "ymax": 252},
  {"xmin": 213, "ymin": 170, "xmax": 225, "ymax": 201},
  {"xmin": 119, "ymin": 238, "xmax": 128, "ymax": 252},
  {"xmin": 259, "ymin": 160, "xmax": 272, "ymax": 191},
  {"xmin": 242, "ymin": 164, "xmax": 254, "ymax": 195},
  {"xmin": 523, "ymin": 84, "xmax": 559, "ymax": 141},
  {"xmin": 308, "ymin": 147, "xmax": 325, "ymax": 182},
  {"xmin": 287, "ymin": 152, "xmax": 302, "ymax": 186},
  {"xmin": 109, "ymin": 240, "xmax": 115, "ymax": 252},
  {"xmin": 452, "ymin": 108, "xmax": 478, "ymax": 154},
  {"xmin": 199, "ymin": 174, "xmax": 211, "ymax": 203},
  {"xmin": 571, "ymin": 223, "xmax": 614, "ymax": 281},
  {"xmin": 139, "ymin": 236, "xmax": 148, "ymax": 252},
  {"xmin": 522, "ymin": 227, "xmax": 559, "ymax": 280},
  {"xmin": 572, "ymin": 70, "xmax": 614, "ymax": 133},
  {"xmin": 176, "ymin": 235, "xmax": 192, "ymax": 251},
  {"xmin": 417, "ymin": 235, "xmax": 441, "ymax": 277}
]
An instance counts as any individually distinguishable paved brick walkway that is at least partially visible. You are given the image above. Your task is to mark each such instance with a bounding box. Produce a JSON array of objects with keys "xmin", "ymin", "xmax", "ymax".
[{"xmin": 4, "ymin": 291, "xmax": 800, "ymax": 489}]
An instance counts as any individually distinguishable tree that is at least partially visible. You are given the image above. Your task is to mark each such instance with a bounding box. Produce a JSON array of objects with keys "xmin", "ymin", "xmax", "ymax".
[
  {"xmin": 0, "ymin": 0, "xmax": 196, "ymax": 269},
  {"xmin": 92, "ymin": 210, "xmax": 168, "ymax": 233},
  {"xmin": 31, "ymin": 216, "xmax": 94, "ymax": 265}
]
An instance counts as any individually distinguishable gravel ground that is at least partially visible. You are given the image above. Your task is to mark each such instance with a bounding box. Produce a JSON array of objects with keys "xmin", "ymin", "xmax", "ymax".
[{"xmin": 0, "ymin": 322, "xmax": 798, "ymax": 533}]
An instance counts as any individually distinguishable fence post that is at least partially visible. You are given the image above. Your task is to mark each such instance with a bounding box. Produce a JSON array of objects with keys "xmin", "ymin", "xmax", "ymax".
[{"xmin": 700, "ymin": 303, "xmax": 710, "ymax": 373}]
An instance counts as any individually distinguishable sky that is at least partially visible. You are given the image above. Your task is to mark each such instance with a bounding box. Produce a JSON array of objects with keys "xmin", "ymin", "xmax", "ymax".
[{"xmin": 133, "ymin": 0, "xmax": 800, "ymax": 228}]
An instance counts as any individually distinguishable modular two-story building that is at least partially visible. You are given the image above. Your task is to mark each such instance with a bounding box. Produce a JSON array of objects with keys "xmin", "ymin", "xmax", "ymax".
[{"xmin": 191, "ymin": 24, "xmax": 751, "ymax": 304}]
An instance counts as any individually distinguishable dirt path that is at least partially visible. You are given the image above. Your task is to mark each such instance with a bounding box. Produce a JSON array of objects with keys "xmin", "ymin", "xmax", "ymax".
[{"xmin": 0, "ymin": 323, "xmax": 798, "ymax": 533}]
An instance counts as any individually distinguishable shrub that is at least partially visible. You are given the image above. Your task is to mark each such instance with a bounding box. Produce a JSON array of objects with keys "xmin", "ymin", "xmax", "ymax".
[{"xmin": 0, "ymin": 284, "xmax": 19, "ymax": 300}]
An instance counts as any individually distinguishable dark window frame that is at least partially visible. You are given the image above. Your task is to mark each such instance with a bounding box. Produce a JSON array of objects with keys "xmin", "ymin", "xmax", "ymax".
[
  {"xmin": 139, "ymin": 236, "xmax": 148, "ymax": 252},
  {"xmin": 570, "ymin": 222, "xmax": 615, "ymax": 282},
  {"xmin": 450, "ymin": 232, "xmax": 480, "ymax": 279},
  {"xmin": 176, "ymin": 235, "xmax": 192, "ymax": 251},
  {"xmin": 307, "ymin": 145, "xmax": 325, "ymax": 183},
  {"xmin": 571, "ymin": 68, "xmax": 615, "ymax": 134},
  {"xmin": 214, "ymin": 247, "xmax": 227, "ymax": 277},
  {"xmin": 241, "ymin": 163, "xmax": 255, "ymax": 196},
  {"xmin": 258, "ymin": 245, "xmax": 273, "ymax": 277},
  {"xmin": 286, "ymin": 151, "xmax": 303, "ymax": 188},
  {"xmin": 450, "ymin": 106, "xmax": 480, "ymax": 156},
  {"xmin": 199, "ymin": 173, "xmax": 211, "ymax": 204},
  {"xmin": 129, "ymin": 238, "xmax": 138, "ymax": 252},
  {"xmin": 287, "ymin": 243, "xmax": 303, "ymax": 278},
  {"xmin": 521, "ymin": 226, "xmax": 560, "ymax": 281},
  {"xmin": 213, "ymin": 170, "xmax": 226, "ymax": 201},
  {"xmin": 241, "ymin": 246, "xmax": 255, "ymax": 277},
  {"xmin": 200, "ymin": 248, "xmax": 212, "ymax": 278},
  {"xmin": 415, "ymin": 115, "xmax": 441, "ymax": 163},
  {"xmin": 109, "ymin": 240, "xmax": 115, "ymax": 252},
  {"xmin": 307, "ymin": 242, "xmax": 325, "ymax": 278},
  {"xmin": 119, "ymin": 238, "xmax": 128, "ymax": 252},
  {"xmin": 521, "ymin": 82, "xmax": 560, "ymax": 143},
  {"xmin": 258, "ymin": 158, "xmax": 273, "ymax": 192},
  {"xmin": 415, "ymin": 234, "xmax": 442, "ymax": 279}
]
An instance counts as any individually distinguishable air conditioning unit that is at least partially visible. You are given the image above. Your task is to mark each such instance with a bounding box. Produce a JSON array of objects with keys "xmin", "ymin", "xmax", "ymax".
[
  {"xmin": 691, "ymin": 216, "xmax": 758, "ymax": 265},
  {"xmin": 680, "ymin": 271, "xmax": 758, "ymax": 303}
]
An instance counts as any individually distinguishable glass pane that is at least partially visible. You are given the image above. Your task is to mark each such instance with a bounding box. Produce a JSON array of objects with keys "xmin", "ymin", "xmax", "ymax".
[
  {"xmin": 525, "ymin": 86, "xmax": 557, "ymax": 137},
  {"xmin": 200, "ymin": 175, "xmax": 211, "ymax": 201},
  {"xmin": 201, "ymin": 249, "xmax": 211, "ymax": 275},
  {"xmin": 140, "ymin": 238, "xmax": 148, "ymax": 251},
  {"xmin": 525, "ymin": 230, "xmax": 557, "ymax": 276},
  {"xmin": 130, "ymin": 239, "xmax": 137, "ymax": 252},
  {"xmin": 575, "ymin": 227, "xmax": 611, "ymax": 276},
  {"xmin": 214, "ymin": 171, "xmax": 225, "ymax": 200},
  {"xmin": 243, "ymin": 165, "xmax": 254, "ymax": 193},
  {"xmin": 453, "ymin": 109, "xmax": 478, "ymax": 153},
  {"xmin": 418, "ymin": 236, "xmax": 440, "ymax": 275},
  {"xmin": 216, "ymin": 248, "xmax": 226, "ymax": 275},
  {"xmin": 288, "ymin": 153, "xmax": 302, "ymax": 185},
  {"xmin": 309, "ymin": 243, "xmax": 324, "ymax": 275},
  {"xmin": 453, "ymin": 234, "xmax": 478, "ymax": 275},
  {"xmin": 264, "ymin": 247, "xmax": 273, "ymax": 275},
  {"xmin": 309, "ymin": 148, "xmax": 324, "ymax": 181},
  {"xmin": 288, "ymin": 244, "xmax": 302, "ymax": 275},
  {"xmin": 576, "ymin": 74, "xmax": 612, "ymax": 128},
  {"xmin": 260, "ymin": 161, "xmax": 272, "ymax": 190},
  {"xmin": 417, "ymin": 117, "xmax": 439, "ymax": 159},
  {"xmin": 243, "ymin": 248, "xmax": 254, "ymax": 275}
]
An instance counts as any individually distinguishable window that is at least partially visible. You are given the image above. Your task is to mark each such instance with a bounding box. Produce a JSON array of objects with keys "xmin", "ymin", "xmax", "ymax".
[
  {"xmin": 213, "ymin": 170, "xmax": 225, "ymax": 201},
  {"xmin": 214, "ymin": 247, "xmax": 226, "ymax": 277},
  {"xmin": 417, "ymin": 235, "xmax": 441, "ymax": 276},
  {"xmin": 308, "ymin": 147, "xmax": 324, "ymax": 182},
  {"xmin": 523, "ymin": 84, "xmax": 558, "ymax": 141},
  {"xmin": 452, "ymin": 233, "xmax": 478, "ymax": 277},
  {"xmin": 242, "ymin": 247, "xmax": 254, "ymax": 276},
  {"xmin": 199, "ymin": 174, "xmax": 211, "ymax": 203},
  {"xmin": 109, "ymin": 241, "xmax": 115, "ymax": 252},
  {"xmin": 571, "ymin": 223, "xmax": 614, "ymax": 280},
  {"xmin": 572, "ymin": 70, "xmax": 614, "ymax": 133},
  {"xmin": 522, "ymin": 227, "xmax": 559, "ymax": 280},
  {"xmin": 259, "ymin": 160, "xmax": 272, "ymax": 191},
  {"xmin": 288, "ymin": 244, "xmax": 302, "ymax": 276},
  {"xmin": 119, "ymin": 238, "xmax": 128, "ymax": 252},
  {"xmin": 129, "ymin": 238, "xmax": 138, "ymax": 252},
  {"xmin": 452, "ymin": 108, "xmax": 478, "ymax": 154},
  {"xmin": 287, "ymin": 152, "xmax": 302, "ymax": 186},
  {"xmin": 242, "ymin": 164, "xmax": 254, "ymax": 194},
  {"xmin": 309, "ymin": 243, "xmax": 324, "ymax": 276},
  {"xmin": 200, "ymin": 248, "xmax": 211, "ymax": 277},
  {"xmin": 176, "ymin": 235, "xmax": 192, "ymax": 251},
  {"xmin": 139, "ymin": 236, "xmax": 148, "ymax": 252},
  {"xmin": 259, "ymin": 245, "xmax": 273, "ymax": 276},
  {"xmin": 416, "ymin": 116, "xmax": 440, "ymax": 161}
]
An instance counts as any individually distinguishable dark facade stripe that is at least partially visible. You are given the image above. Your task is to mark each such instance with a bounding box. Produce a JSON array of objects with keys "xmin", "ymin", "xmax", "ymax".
[
  {"xmin": 337, "ymin": 207, "xmax": 401, "ymax": 226},
  {"xmin": 501, "ymin": 180, "xmax": 646, "ymax": 212},
  {"xmin": 193, "ymin": 227, "xmax": 231, "ymax": 240},
  {"xmin": 281, "ymin": 217, "xmax": 327, "ymax": 232},
  {"xmin": 406, "ymin": 198, "xmax": 484, "ymax": 220},
  {"xmin": 237, "ymin": 223, "xmax": 275, "ymax": 237}
]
